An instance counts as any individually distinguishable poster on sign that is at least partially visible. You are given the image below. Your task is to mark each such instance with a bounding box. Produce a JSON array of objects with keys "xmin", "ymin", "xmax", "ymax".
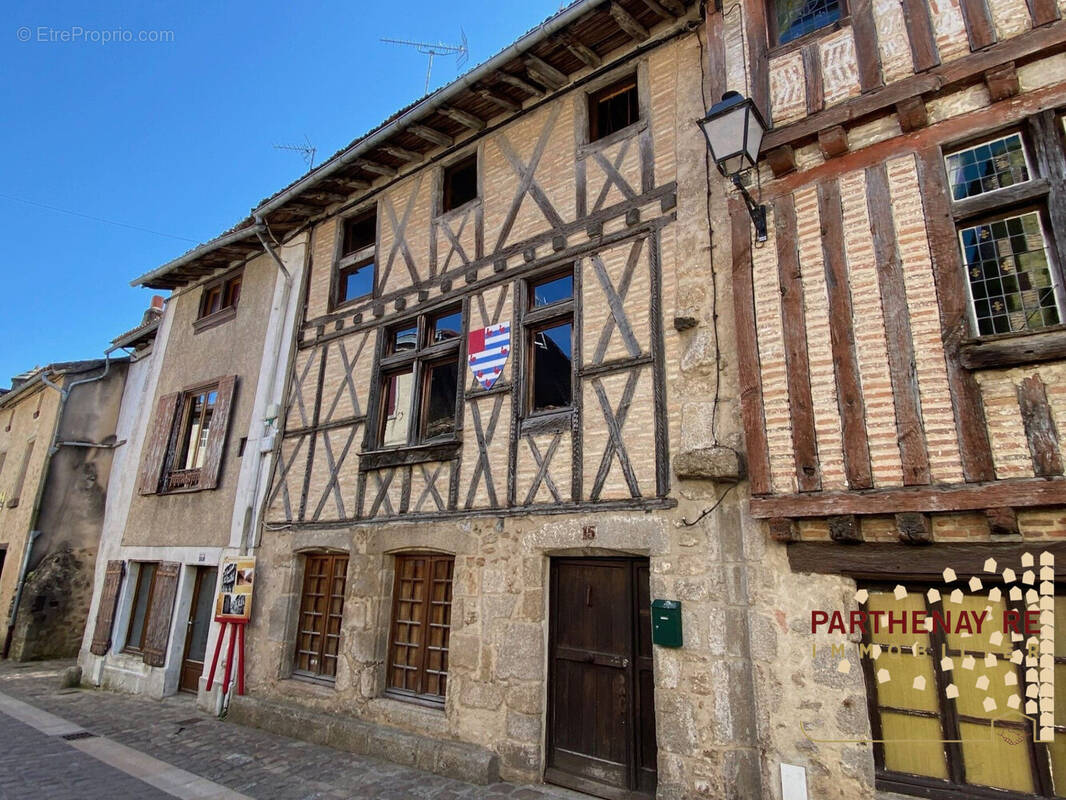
[
  {"xmin": 467, "ymin": 322, "xmax": 510, "ymax": 390},
  {"xmin": 214, "ymin": 556, "xmax": 255, "ymax": 621}
]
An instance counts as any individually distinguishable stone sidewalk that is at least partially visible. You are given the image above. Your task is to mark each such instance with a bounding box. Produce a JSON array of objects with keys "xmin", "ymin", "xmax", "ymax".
[{"xmin": 0, "ymin": 660, "xmax": 574, "ymax": 800}]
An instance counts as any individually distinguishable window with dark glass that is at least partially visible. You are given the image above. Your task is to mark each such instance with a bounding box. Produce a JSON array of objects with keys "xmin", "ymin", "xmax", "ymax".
[
  {"xmin": 861, "ymin": 583, "xmax": 1066, "ymax": 799},
  {"xmin": 525, "ymin": 269, "xmax": 574, "ymax": 414},
  {"xmin": 442, "ymin": 153, "xmax": 478, "ymax": 212},
  {"xmin": 769, "ymin": 0, "xmax": 844, "ymax": 46},
  {"xmin": 589, "ymin": 76, "xmax": 640, "ymax": 142},
  {"xmin": 124, "ymin": 562, "xmax": 158, "ymax": 654},
  {"xmin": 387, "ymin": 553, "xmax": 454, "ymax": 705},
  {"xmin": 335, "ymin": 209, "xmax": 377, "ymax": 307},
  {"xmin": 293, "ymin": 553, "xmax": 348, "ymax": 681},
  {"xmin": 376, "ymin": 307, "xmax": 462, "ymax": 448},
  {"xmin": 944, "ymin": 126, "xmax": 1065, "ymax": 338},
  {"xmin": 197, "ymin": 272, "xmax": 242, "ymax": 320}
]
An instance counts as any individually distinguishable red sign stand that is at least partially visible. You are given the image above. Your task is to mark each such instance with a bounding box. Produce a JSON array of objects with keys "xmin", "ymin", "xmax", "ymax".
[{"xmin": 205, "ymin": 619, "xmax": 246, "ymax": 696}]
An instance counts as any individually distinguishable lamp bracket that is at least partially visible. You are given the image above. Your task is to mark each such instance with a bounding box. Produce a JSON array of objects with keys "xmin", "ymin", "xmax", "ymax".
[{"xmin": 730, "ymin": 173, "xmax": 768, "ymax": 243}]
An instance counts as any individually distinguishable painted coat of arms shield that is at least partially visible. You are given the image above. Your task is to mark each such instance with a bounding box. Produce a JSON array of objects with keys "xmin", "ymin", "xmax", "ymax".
[{"xmin": 467, "ymin": 323, "xmax": 511, "ymax": 390}]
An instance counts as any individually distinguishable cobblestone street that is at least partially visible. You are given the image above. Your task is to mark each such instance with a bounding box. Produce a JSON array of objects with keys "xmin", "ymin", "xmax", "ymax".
[{"xmin": 0, "ymin": 661, "xmax": 575, "ymax": 800}]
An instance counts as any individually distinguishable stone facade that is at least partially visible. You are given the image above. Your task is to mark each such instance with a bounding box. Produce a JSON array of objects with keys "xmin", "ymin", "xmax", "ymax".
[{"xmin": 0, "ymin": 358, "xmax": 128, "ymax": 662}]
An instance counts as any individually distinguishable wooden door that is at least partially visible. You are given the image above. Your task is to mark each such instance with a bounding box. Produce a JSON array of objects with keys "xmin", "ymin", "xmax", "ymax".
[
  {"xmin": 179, "ymin": 566, "xmax": 217, "ymax": 693},
  {"xmin": 546, "ymin": 557, "xmax": 657, "ymax": 799}
]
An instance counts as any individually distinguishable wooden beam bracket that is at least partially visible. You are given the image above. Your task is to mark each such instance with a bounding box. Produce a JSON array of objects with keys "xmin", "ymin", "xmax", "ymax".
[
  {"xmin": 439, "ymin": 105, "xmax": 487, "ymax": 132},
  {"xmin": 769, "ymin": 517, "xmax": 799, "ymax": 542},
  {"xmin": 354, "ymin": 158, "xmax": 397, "ymax": 177},
  {"xmin": 985, "ymin": 507, "xmax": 1020, "ymax": 537},
  {"xmin": 895, "ymin": 512, "xmax": 933, "ymax": 544},
  {"xmin": 984, "ymin": 61, "xmax": 1020, "ymax": 101},
  {"xmin": 817, "ymin": 125, "xmax": 849, "ymax": 159},
  {"xmin": 609, "ymin": 1, "xmax": 651, "ymax": 41},
  {"xmin": 407, "ymin": 124, "xmax": 453, "ymax": 148},
  {"xmin": 829, "ymin": 515, "xmax": 863, "ymax": 543},
  {"xmin": 380, "ymin": 145, "xmax": 423, "ymax": 163},
  {"xmin": 495, "ymin": 71, "xmax": 546, "ymax": 97},
  {"xmin": 766, "ymin": 145, "xmax": 797, "ymax": 177},
  {"xmin": 895, "ymin": 96, "xmax": 929, "ymax": 132},
  {"xmin": 555, "ymin": 32, "xmax": 602, "ymax": 68},
  {"xmin": 524, "ymin": 54, "xmax": 568, "ymax": 91},
  {"xmin": 474, "ymin": 87, "xmax": 521, "ymax": 114}
]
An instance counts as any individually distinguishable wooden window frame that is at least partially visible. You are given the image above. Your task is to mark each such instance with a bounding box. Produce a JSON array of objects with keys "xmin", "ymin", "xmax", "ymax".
[
  {"xmin": 332, "ymin": 208, "xmax": 378, "ymax": 310},
  {"xmin": 123, "ymin": 562, "xmax": 159, "ymax": 655},
  {"xmin": 861, "ymin": 580, "xmax": 1066, "ymax": 800},
  {"xmin": 441, "ymin": 153, "xmax": 479, "ymax": 214},
  {"xmin": 522, "ymin": 268, "xmax": 576, "ymax": 421},
  {"xmin": 194, "ymin": 269, "xmax": 243, "ymax": 331},
  {"xmin": 943, "ymin": 114, "xmax": 1066, "ymax": 367},
  {"xmin": 385, "ymin": 553, "xmax": 454, "ymax": 707},
  {"xmin": 292, "ymin": 552, "xmax": 348, "ymax": 683},
  {"xmin": 163, "ymin": 381, "xmax": 220, "ymax": 493},
  {"xmin": 371, "ymin": 307, "xmax": 463, "ymax": 451},
  {"xmin": 588, "ymin": 74, "xmax": 641, "ymax": 143}
]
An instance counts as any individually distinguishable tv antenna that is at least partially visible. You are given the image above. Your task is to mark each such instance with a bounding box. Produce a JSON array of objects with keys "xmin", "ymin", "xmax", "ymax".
[
  {"xmin": 273, "ymin": 135, "xmax": 317, "ymax": 169},
  {"xmin": 381, "ymin": 29, "xmax": 469, "ymax": 95}
]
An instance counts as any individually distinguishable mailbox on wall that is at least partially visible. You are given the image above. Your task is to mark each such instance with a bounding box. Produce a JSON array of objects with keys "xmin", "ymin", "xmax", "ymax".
[{"xmin": 651, "ymin": 599, "xmax": 682, "ymax": 647}]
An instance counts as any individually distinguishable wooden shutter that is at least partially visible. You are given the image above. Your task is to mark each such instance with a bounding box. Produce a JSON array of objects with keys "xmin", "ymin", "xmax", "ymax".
[
  {"xmin": 387, "ymin": 554, "xmax": 454, "ymax": 700},
  {"xmin": 141, "ymin": 561, "xmax": 180, "ymax": 667},
  {"xmin": 137, "ymin": 392, "xmax": 180, "ymax": 495},
  {"xmin": 199, "ymin": 375, "xmax": 237, "ymax": 490},
  {"xmin": 89, "ymin": 560, "xmax": 125, "ymax": 655}
]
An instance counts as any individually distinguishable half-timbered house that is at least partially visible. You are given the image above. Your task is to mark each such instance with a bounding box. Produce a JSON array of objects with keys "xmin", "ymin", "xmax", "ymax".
[
  {"xmin": 203, "ymin": 2, "xmax": 770, "ymax": 798},
  {"xmin": 705, "ymin": 0, "xmax": 1066, "ymax": 795}
]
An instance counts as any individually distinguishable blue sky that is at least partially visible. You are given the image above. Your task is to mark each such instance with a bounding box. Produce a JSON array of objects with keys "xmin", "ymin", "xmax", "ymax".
[{"xmin": 0, "ymin": 0, "xmax": 562, "ymax": 382}]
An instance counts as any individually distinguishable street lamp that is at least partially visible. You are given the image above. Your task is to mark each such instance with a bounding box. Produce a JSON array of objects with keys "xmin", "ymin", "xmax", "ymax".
[{"xmin": 698, "ymin": 91, "xmax": 769, "ymax": 242}]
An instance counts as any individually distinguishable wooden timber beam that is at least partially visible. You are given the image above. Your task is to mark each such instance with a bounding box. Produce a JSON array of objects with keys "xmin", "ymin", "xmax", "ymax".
[
  {"xmin": 300, "ymin": 190, "xmax": 349, "ymax": 204},
  {"xmin": 639, "ymin": 0, "xmax": 679, "ymax": 18},
  {"xmin": 750, "ymin": 477, "xmax": 1066, "ymax": 518},
  {"xmin": 554, "ymin": 32, "xmax": 601, "ymax": 68},
  {"xmin": 524, "ymin": 54, "xmax": 568, "ymax": 90},
  {"xmin": 787, "ymin": 541, "xmax": 1066, "ymax": 579},
  {"xmin": 762, "ymin": 19, "xmax": 1066, "ymax": 152},
  {"xmin": 380, "ymin": 145, "xmax": 423, "ymax": 162},
  {"xmin": 656, "ymin": 0, "xmax": 686, "ymax": 13},
  {"xmin": 322, "ymin": 176, "xmax": 370, "ymax": 192},
  {"xmin": 279, "ymin": 203, "xmax": 326, "ymax": 216},
  {"xmin": 438, "ymin": 105, "xmax": 487, "ymax": 131},
  {"xmin": 353, "ymin": 159, "xmax": 397, "ymax": 177},
  {"xmin": 474, "ymin": 87, "xmax": 521, "ymax": 113},
  {"xmin": 609, "ymin": 2, "xmax": 651, "ymax": 41},
  {"xmin": 495, "ymin": 71, "xmax": 546, "ymax": 97},
  {"xmin": 407, "ymin": 124, "xmax": 453, "ymax": 148}
]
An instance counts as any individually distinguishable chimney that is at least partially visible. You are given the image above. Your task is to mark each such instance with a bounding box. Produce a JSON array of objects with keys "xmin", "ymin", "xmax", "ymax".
[{"xmin": 141, "ymin": 295, "xmax": 166, "ymax": 326}]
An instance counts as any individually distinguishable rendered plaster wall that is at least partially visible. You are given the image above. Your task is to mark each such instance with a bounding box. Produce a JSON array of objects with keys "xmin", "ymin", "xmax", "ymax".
[{"xmin": 9, "ymin": 361, "xmax": 129, "ymax": 660}]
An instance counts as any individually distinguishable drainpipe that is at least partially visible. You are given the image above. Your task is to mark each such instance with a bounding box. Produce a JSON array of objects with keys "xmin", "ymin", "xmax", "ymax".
[
  {"xmin": 239, "ymin": 218, "xmax": 294, "ymax": 555},
  {"xmin": 3, "ymin": 358, "xmax": 112, "ymax": 657}
]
